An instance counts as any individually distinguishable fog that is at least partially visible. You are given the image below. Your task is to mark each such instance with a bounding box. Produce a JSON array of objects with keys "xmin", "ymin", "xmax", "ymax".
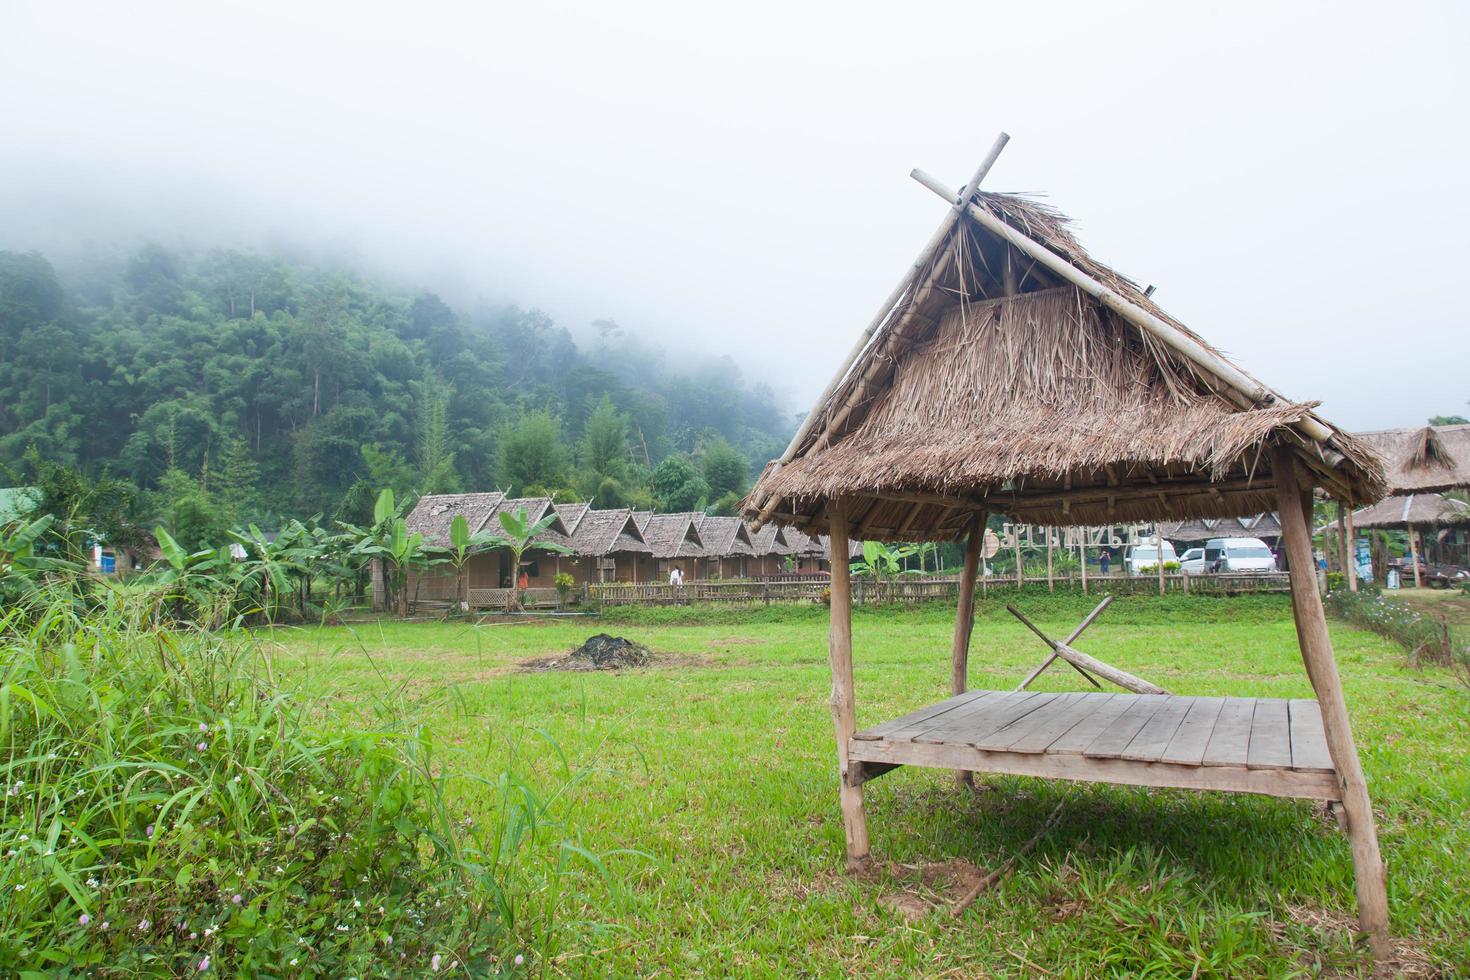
[{"xmin": 3, "ymin": 1, "xmax": 1467, "ymax": 428}]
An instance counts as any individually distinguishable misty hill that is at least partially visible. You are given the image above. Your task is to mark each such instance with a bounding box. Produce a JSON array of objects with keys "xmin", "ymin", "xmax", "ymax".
[{"xmin": 0, "ymin": 246, "xmax": 794, "ymax": 526}]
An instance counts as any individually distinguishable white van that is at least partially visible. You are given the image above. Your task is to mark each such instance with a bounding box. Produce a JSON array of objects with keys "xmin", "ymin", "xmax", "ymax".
[
  {"xmin": 1203, "ymin": 537, "xmax": 1277, "ymax": 573},
  {"xmin": 1178, "ymin": 547, "xmax": 1206, "ymax": 574},
  {"xmin": 1124, "ymin": 539, "xmax": 1177, "ymax": 576}
]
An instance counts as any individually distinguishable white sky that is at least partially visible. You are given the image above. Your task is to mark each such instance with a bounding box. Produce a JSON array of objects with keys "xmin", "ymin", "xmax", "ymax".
[{"xmin": 2, "ymin": 1, "xmax": 1467, "ymax": 429}]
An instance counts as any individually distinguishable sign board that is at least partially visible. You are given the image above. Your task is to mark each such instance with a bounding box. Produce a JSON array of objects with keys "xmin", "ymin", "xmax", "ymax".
[{"xmin": 982, "ymin": 529, "xmax": 1000, "ymax": 559}]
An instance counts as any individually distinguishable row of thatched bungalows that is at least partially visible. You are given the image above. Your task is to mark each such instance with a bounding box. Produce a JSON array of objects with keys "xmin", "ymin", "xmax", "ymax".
[{"xmin": 400, "ymin": 492, "xmax": 858, "ymax": 606}]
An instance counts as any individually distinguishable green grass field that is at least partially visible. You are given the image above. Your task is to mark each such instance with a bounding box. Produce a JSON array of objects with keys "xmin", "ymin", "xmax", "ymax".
[{"xmin": 265, "ymin": 593, "xmax": 1469, "ymax": 977}]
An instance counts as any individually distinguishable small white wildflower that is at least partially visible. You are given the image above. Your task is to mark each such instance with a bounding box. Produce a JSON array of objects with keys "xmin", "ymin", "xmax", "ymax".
[
  {"xmin": 79, "ymin": 914, "xmax": 90, "ymax": 926},
  {"xmin": 100, "ymin": 921, "xmax": 109, "ymax": 930},
  {"xmin": 198, "ymin": 955, "xmax": 210, "ymax": 972},
  {"xmin": 431, "ymin": 954, "xmax": 442, "ymax": 971},
  {"xmin": 515, "ymin": 953, "xmax": 524, "ymax": 966},
  {"xmin": 199, "ymin": 722, "xmax": 208, "ymax": 732}
]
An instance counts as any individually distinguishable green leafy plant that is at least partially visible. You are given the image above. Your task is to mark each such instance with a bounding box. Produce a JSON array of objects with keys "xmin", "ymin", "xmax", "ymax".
[
  {"xmin": 554, "ymin": 572, "xmax": 576, "ymax": 606},
  {"xmin": 340, "ymin": 490, "xmax": 432, "ymax": 617},
  {"xmin": 849, "ymin": 540, "xmax": 923, "ymax": 602},
  {"xmin": 482, "ymin": 507, "xmax": 572, "ymax": 611},
  {"xmin": 437, "ymin": 514, "xmax": 502, "ymax": 614}
]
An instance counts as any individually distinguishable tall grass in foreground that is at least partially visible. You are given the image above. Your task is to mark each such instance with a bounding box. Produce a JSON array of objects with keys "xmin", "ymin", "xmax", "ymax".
[{"xmin": 0, "ymin": 584, "xmax": 619, "ymax": 976}]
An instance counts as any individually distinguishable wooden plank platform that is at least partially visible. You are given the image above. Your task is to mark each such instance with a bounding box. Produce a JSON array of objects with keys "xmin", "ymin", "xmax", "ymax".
[{"xmin": 850, "ymin": 691, "xmax": 1340, "ymax": 800}]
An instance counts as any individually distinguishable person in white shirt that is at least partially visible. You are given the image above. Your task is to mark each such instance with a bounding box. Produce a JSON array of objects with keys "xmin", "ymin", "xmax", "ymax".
[{"xmin": 669, "ymin": 565, "xmax": 684, "ymax": 586}]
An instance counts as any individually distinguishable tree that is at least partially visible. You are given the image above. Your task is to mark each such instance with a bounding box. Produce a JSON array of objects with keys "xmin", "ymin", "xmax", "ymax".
[
  {"xmin": 700, "ymin": 436, "xmax": 750, "ymax": 501},
  {"xmin": 412, "ymin": 369, "xmax": 460, "ymax": 493},
  {"xmin": 1430, "ymin": 413, "xmax": 1469, "ymax": 426},
  {"xmin": 155, "ymin": 466, "xmax": 229, "ymax": 553},
  {"xmin": 214, "ymin": 437, "xmax": 261, "ymax": 525},
  {"xmin": 651, "ymin": 454, "xmax": 709, "ymax": 512},
  {"xmin": 499, "ymin": 410, "xmax": 570, "ymax": 493},
  {"xmin": 576, "ymin": 395, "xmax": 632, "ymax": 505},
  {"xmin": 437, "ymin": 513, "xmax": 501, "ymax": 613}
]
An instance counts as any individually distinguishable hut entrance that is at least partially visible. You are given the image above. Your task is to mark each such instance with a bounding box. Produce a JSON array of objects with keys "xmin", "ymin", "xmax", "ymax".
[{"xmin": 744, "ymin": 135, "xmax": 1394, "ymax": 967}]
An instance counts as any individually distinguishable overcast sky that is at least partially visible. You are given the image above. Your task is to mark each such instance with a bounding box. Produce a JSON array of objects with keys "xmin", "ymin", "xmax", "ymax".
[{"xmin": 2, "ymin": 1, "xmax": 1466, "ymax": 430}]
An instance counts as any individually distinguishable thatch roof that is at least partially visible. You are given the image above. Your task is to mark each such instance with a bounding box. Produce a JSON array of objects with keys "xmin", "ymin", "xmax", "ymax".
[
  {"xmin": 407, "ymin": 493, "xmax": 576, "ymax": 549},
  {"xmin": 743, "ymin": 177, "xmax": 1385, "ymax": 540},
  {"xmin": 1351, "ymin": 493, "xmax": 1470, "ymax": 529},
  {"xmin": 1353, "ymin": 425, "xmax": 1470, "ymax": 495},
  {"xmin": 565, "ymin": 507, "xmax": 651, "ymax": 556},
  {"xmin": 636, "ymin": 512, "xmax": 706, "ymax": 559},
  {"xmin": 1159, "ymin": 513, "xmax": 1282, "ymax": 542},
  {"xmin": 747, "ymin": 522, "xmax": 785, "ymax": 556},
  {"xmin": 696, "ymin": 516, "xmax": 755, "ymax": 557},
  {"xmin": 406, "ymin": 492, "xmax": 506, "ymax": 547}
]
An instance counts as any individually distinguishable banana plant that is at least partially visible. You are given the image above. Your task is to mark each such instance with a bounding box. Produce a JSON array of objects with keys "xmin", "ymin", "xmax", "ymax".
[
  {"xmin": 484, "ymin": 506, "xmax": 572, "ymax": 611},
  {"xmin": 228, "ymin": 523, "xmax": 310, "ymax": 623},
  {"xmin": 436, "ymin": 514, "xmax": 502, "ymax": 614},
  {"xmin": 0, "ymin": 514, "xmax": 63, "ymax": 602},
  {"xmin": 342, "ymin": 489, "xmax": 432, "ymax": 617},
  {"xmin": 849, "ymin": 540, "xmax": 924, "ymax": 603},
  {"xmin": 153, "ymin": 525, "xmax": 231, "ymax": 625}
]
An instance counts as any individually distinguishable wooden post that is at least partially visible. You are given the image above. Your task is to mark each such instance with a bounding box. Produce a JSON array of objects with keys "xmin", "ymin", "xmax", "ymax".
[
  {"xmin": 1157, "ymin": 531, "xmax": 1167, "ymax": 597},
  {"xmin": 1345, "ymin": 506, "xmax": 1359, "ymax": 592},
  {"xmin": 1046, "ymin": 527, "xmax": 1054, "ymax": 592},
  {"xmin": 1407, "ymin": 523, "xmax": 1422, "ymax": 589},
  {"xmin": 1079, "ymin": 533, "xmax": 1088, "ymax": 595},
  {"xmin": 827, "ymin": 502, "xmax": 869, "ymax": 869},
  {"xmin": 1336, "ymin": 503, "xmax": 1351, "ymax": 589},
  {"xmin": 951, "ymin": 513, "xmax": 986, "ymax": 788},
  {"xmin": 1271, "ymin": 446, "xmax": 1391, "ymax": 965},
  {"xmin": 1014, "ymin": 523, "xmax": 1023, "ymax": 589}
]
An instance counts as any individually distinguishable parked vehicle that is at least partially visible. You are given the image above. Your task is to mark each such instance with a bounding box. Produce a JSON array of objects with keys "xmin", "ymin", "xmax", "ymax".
[
  {"xmin": 1390, "ymin": 558, "xmax": 1469, "ymax": 588},
  {"xmin": 1203, "ymin": 537, "xmax": 1276, "ymax": 573},
  {"xmin": 1178, "ymin": 548, "xmax": 1206, "ymax": 575},
  {"xmin": 1124, "ymin": 539, "xmax": 1177, "ymax": 576}
]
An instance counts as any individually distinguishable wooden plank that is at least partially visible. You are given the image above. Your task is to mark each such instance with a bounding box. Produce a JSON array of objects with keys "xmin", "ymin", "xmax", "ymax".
[
  {"xmin": 884, "ymin": 691, "xmax": 1002, "ymax": 742},
  {"xmin": 1288, "ymin": 699, "xmax": 1334, "ymax": 773},
  {"xmin": 917, "ymin": 692, "xmax": 1057, "ymax": 746},
  {"xmin": 853, "ymin": 690, "xmax": 987, "ymax": 741},
  {"xmin": 1120, "ymin": 696, "xmax": 1194, "ymax": 762},
  {"xmin": 1246, "ymin": 698, "xmax": 1293, "ymax": 770},
  {"xmin": 1048, "ymin": 693, "xmax": 1141, "ymax": 754},
  {"xmin": 973, "ymin": 693, "xmax": 1085, "ymax": 751},
  {"xmin": 847, "ymin": 736, "xmax": 1342, "ymax": 801},
  {"xmin": 1159, "ymin": 696, "xmax": 1226, "ymax": 766},
  {"xmin": 1007, "ymin": 693, "xmax": 1117, "ymax": 754},
  {"xmin": 1082, "ymin": 695, "xmax": 1169, "ymax": 758},
  {"xmin": 1200, "ymin": 698, "xmax": 1256, "ymax": 768}
]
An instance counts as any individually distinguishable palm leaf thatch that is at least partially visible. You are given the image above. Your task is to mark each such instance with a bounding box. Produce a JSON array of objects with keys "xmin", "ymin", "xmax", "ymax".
[
  {"xmin": 743, "ymin": 184, "xmax": 1385, "ymax": 540},
  {"xmin": 1351, "ymin": 492, "xmax": 1470, "ymax": 529},
  {"xmin": 1354, "ymin": 425, "xmax": 1470, "ymax": 494}
]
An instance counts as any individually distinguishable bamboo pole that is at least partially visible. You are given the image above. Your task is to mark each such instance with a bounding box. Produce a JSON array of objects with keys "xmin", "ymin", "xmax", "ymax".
[
  {"xmin": 751, "ymin": 135, "xmax": 1011, "ymax": 529},
  {"xmin": 1336, "ymin": 503, "xmax": 1351, "ymax": 587},
  {"xmin": 826, "ymin": 502, "xmax": 869, "ymax": 869},
  {"xmin": 1079, "ymin": 532, "xmax": 1088, "ymax": 595},
  {"xmin": 951, "ymin": 513, "xmax": 986, "ymax": 788},
  {"xmin": 910, "ymin": 168, "xmax": 1336, "ymax": 447},
  {"xmin": 1271, "ymin": 446, "xmax": 1391, "ymax": 966}
]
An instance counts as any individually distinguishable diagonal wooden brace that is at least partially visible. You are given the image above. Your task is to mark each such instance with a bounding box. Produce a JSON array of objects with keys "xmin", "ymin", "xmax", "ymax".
[
  {"xmin": 1014, "ymin": 597, "xmax": 1111, "ymax": 690},
  {"xmin": 1008, "ymin": 600, "xmax": 1170, "ymax": 696}
]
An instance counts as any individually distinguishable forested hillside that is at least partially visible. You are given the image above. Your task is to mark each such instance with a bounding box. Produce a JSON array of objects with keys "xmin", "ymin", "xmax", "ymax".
[{"xmin": 0, "ymin": 245, "xmax": 793, "ymax": 542}]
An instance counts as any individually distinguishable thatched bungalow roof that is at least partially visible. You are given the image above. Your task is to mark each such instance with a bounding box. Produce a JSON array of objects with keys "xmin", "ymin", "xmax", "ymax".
[
  {"xmin": 636, "ymin": 512, "xmax": 706, "ymax": 559},
  {"xmin": 747, "ymin": 522, "xmax": 785, "ymax": 556},
  {"xmin": 407, "ymin": 492, "xmax": 506, "ymax": 547},
  {"xmin": 1353, "ymin": 425, "xmax": 1470, "ymax": 495},
  {"xmin": 743, "ymin": 177, "xmax": 1385, "ymax": 540},
  {"xmin": 1351, "ymin": 493, "xmax": 1470, "ymax": 530},
  {"xmin": 696, "ymin": 516, "xmax": 755, "ymax": 557},
  {"xmin": 407, "ymin": 493, "xmax": 577, "ymax": 549},
  {"xmin": 1159, "ymin": 513, "xmax": 1282, "ymax": 542},
  {"xmin": 565, "ymin": 507, "xmax": 651, "ymax": 556}
]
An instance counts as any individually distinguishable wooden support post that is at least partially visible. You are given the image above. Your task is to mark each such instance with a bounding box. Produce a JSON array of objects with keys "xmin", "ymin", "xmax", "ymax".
[
  {"xmin": 1046, "ymin": 527, "xmax": 1054, "ymax": 592},
  {"xmin": 1345, "ymin": 506, "xmax": 1359, "ymax": 592},
  {"xmin": 1014, "ymin": 523, "xmax": 1023, "ymax": 589},
  {"xmin": 1157, "ymin": 532, "xmax": 1167, "ymax": 597},
  {"xmin": 1407, "ymin": 523, "xmax": 1422, "ymax": 589},
  {"xmin": 951, "ymin": 514, "xmax": 986, "ymax": 787},
  {"xmin": 1271, "ymin": 446, "xmax": 1391, "ymax": 966},
  {"xmin": 1079, "ymin": 535, "xmax": 1088, "ymax": 595},
  {"xmin": 827, "ymin": 502, "xmax": 869, "ymax": 869},
  {"xmin": 1336, "ymin": 503, "xmax": 1351, "ymax": 589}
]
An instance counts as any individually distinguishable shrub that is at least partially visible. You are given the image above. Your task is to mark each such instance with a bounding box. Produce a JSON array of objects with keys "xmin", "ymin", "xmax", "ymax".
[
  {"xmin": 0, "ymin": 586, "xmax": 617, "ymax": 975},
  {"xmin": 1324, "ymin": 587, "xmax": 1461, "ymax": 671}
]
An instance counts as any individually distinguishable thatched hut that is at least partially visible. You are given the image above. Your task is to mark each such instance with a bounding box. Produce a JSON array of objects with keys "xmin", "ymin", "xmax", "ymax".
[
  {"xmin": 695, "ymin": 515, "xmax": 756, "ymax": 578},
  {"xmin": 1158, "ymin": 513, "xmax": 1282, "ymax": 546},
  {"xmin": 556, "ymin": 506, "xmax": 652, "ymax": 583},
  {"xmin": 632, "ymin": 511, "xmax": 706, "ymax": 582},
  {"xmin": 1354, "ymin": 424, "xmax": 1470, "ymax": 494},
  {"xmin": 1351, "ymin": 492, "xmax": 1470, "ymax": 585},
  {"xmin": 742, "ymin": 136, "xmax": 1393, "ymax": 962}
]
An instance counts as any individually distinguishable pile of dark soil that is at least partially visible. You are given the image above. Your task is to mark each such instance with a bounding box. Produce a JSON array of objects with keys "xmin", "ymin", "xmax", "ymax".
[{"xmin": 531, "ymin": 633, "xmax": 653, "ymax": 671}]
